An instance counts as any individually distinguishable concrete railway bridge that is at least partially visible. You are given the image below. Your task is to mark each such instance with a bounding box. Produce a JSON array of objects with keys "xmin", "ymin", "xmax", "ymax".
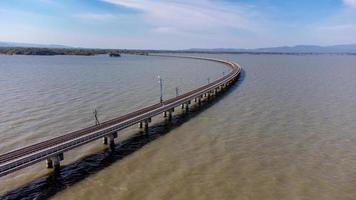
[{"xmin": 0, "ymin": 55, "xmax": 241, "ymax": 177}]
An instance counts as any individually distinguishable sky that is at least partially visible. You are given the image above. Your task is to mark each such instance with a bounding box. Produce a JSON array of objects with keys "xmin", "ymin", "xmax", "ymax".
[{"xmin": 0, "ymin": 0, "xmax": 356, "ymax": 49}]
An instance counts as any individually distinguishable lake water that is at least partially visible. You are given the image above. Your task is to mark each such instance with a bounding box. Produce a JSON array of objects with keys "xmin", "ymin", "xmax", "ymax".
[{"xmin": 1, "ymin": 54, "xmax": 356, "ymax": 200}]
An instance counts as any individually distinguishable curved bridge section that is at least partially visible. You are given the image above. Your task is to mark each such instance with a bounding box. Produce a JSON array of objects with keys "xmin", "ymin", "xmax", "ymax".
[{"xmin": 0, "ymin": 55, "xmax": 241, "ymax": 177}]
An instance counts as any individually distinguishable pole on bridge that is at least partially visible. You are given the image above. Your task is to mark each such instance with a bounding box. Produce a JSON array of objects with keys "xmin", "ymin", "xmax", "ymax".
[
  {"xmin": 93, "ymin": 109, "xmax": 100, "ymax": 126},
  {"xmin": 158, "ymin": 76, "xmax": 163, "ymax": 104}
]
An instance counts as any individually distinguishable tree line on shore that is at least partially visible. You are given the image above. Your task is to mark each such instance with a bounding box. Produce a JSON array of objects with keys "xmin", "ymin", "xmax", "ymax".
[{"xmin": 0, "ymin": 47, "xmax": 150, "ymax": 56}]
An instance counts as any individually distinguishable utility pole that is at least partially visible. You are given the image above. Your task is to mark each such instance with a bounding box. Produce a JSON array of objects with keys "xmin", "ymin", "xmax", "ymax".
[
  {"xmin": 176, "ymin": 87, "xmax": 179, "ymax": 97},
  {"xmin": 158, "ymin": 76, "xmax": 163, "ymax": 103},
  {"xmin": 93, "ymin": 109, "xmax": 100, "ymax": 125},
  {"xmin": 208, "ymin": 77, "xmax": 210, "ymax": 84}
]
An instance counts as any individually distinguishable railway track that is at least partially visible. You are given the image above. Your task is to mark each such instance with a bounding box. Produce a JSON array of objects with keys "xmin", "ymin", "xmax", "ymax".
[{"xmin": 0, "ymin": 55, "xmax": 241, "ymax": 177}]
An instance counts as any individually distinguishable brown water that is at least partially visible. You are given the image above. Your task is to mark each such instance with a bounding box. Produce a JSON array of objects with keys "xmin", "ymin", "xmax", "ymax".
[{"xmin": 1, "ymin": 54, "xmax": 356, "ymax": 199}]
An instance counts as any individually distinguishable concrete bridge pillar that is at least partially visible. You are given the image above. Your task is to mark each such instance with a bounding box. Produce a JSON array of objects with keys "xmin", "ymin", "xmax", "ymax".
[
  {"xmin": 144, "ymin": 118, "xmax": 151, "ymax": 132},
  {"xmin": 167, "ymin": 108, "xmax": 174, "ymax": 121},
  {"xmin": 52, "ymin": 156, "xmax": 60, "ymax": 171},
  {"xmin": 139, "ymin": 122, "xmax": 143, "ymax": 128},
  {"xmin": 207, "ymin": 92, "xmax": 211, "ymax": 101},
  {"xmin": 103, "ymin": 132, "xmax": 117, "ymax": 149},
  {"xmin": 185, "ymin": 101, "xmax": 191, "ymax": 112},
  {"xmin": 46, "ymin": 158, "xmax": 53, "ymax": 169},
  {"xmin": 168, "ymin": 111, "xmax": 173, "ymax": 121},
  {"xmin": 222, "ymin": 84, "xmax": 226, "ymax": 90},
  {"xmin": 46, "ymin": 153, "xmax": 64, "ymax": 171}
]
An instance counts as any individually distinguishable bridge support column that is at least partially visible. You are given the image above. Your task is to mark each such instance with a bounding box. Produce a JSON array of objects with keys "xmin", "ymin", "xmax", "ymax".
[
  {"xmin": 207, "ymin": 92, "xmax": 211, "ymax": 101},
  {"xmin": 221, "ymin": 84, "xmax": 225, "ymax": 91},
  {"xmin": 46, "ymin": 153, "xmax": 63, "ymax": 171},
  {"xmin": 163, "ymin": 111, "xmax": 167, "ymax": 118},
  {"xmin": 198, "ymin": 97, "xmax": 202, "ymax": 107},
  {"xmin": 167, "ymin": 108, "xmax": 174, "ymax": 121},
  {"xmin": 103, "ymin": 132, "xmax": 117, "ymax": 149},
  {"xmin": 52, "ymin": 156, "xmax": 60, "ymax": 171},
  {"xmin": 185, "ymin": 101, "xmax": 191, "ymax": 112},
  {"xmin": 144, "ymin": 118, "xmax": 151, "ymax": 133},
  {"xmin": 46, "ymin": 159, "xmax": 53, "ymax": 169},
  {"xmin": 139, "ymin": 122, "xmax": 143, "ymax": 128},
  {"xmin": 168, "ymin": 111, "xmax": 173, "ymax": 121}
]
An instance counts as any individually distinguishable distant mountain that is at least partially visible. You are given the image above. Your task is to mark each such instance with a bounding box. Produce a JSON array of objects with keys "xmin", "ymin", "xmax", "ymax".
[
  {"xmin": 255, "ymin": 44, "xmax": 356, "ymax": 53},
  {"xmin": 0, "ymin": 41, "xmax": 71, "ymax": 48},
  {"xmin": 187, "ymin": 44, "xmax": 356, "ymax": 53},
  {"xmin": 188, "ymin": 48, "xmax": 246, "ymax": 52}
]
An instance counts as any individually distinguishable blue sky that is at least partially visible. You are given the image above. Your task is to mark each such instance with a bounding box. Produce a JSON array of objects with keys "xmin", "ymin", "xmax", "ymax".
[{"xmin": 0, "ymin": 0, "xmax": 356, "ymax": 49}]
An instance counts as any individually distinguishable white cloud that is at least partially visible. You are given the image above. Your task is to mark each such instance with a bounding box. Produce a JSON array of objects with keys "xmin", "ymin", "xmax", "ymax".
[
  {"xmin": 102, "ymin": 0, "xmax": 262, "ymax": 36},
  {"xmin": 343, "ymin": 0, "xmax": 356, "ymax": 8}
]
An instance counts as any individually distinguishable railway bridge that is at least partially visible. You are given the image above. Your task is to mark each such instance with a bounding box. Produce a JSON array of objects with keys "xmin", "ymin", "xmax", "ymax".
[{"xmin": 0, "ymin": 55, "xmax": 241, "ymax": 177}]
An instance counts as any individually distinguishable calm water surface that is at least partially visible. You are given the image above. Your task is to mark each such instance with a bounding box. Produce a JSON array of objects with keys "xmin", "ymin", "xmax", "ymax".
[{"xmin": 1, "ymin": 54, "xmax": 356, "ymax": 200}]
